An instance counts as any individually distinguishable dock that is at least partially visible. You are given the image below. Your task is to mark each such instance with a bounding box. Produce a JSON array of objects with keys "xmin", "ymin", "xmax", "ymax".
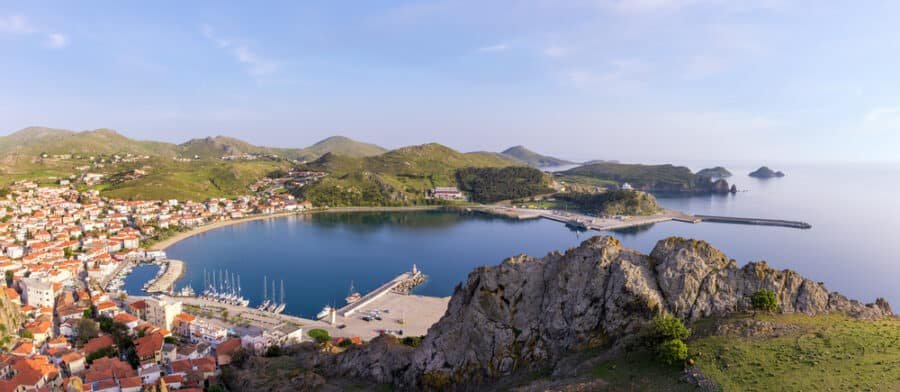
[
  {"xmin": 694, "ymin": 215, "xmax": 812, "ymax": 229},
  {"xmin": 145, "ymin": 259, "xmax": 185, "ymax": 293},
  {"xmin": 336, "ymin": 269, "xmax": 425, "ymax": 317},
  {"xmin": 477, "ymin": 206, "xmax": 810, "ymax": 231}
]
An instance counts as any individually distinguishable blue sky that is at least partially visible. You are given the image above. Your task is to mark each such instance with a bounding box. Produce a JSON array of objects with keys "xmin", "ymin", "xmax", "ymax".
[{"xmin": 1, "ymin": 1, "xmax": 899, "ymax": 163}]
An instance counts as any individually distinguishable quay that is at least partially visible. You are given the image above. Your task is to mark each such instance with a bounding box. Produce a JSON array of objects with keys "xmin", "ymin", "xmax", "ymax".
[
  {"xmin": 694, "ymin": 215, "xmax": 812, "ymax": 229},
  {"xmin": 477, "ymin": 206, "xmax": 809, "ymax": 231},
  {"xmin": 336, "ymin": 268, "xmax": 425, "ymax": 317},
  {"xmin": 145, "ymin": 259, "xmax": 185, "ymax": 293}
]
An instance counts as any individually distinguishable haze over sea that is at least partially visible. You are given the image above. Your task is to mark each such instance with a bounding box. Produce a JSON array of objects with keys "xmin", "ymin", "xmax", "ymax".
[{"xmin": 124, "ymin": 163, "xmax": 900, "ymax": 318}]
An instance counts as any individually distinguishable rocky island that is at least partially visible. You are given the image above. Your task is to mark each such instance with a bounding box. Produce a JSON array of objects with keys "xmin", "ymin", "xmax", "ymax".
[
  {"xmin": 696, "ymin": 166, "xmax": 732, "ymax": 178},
  {"xmin": 222, "ymin": 237, "xmax": 894, "ymax": 391},
  {"xmin": 749, "ymin": 166, "xmax": 785, "ymax": 178}
]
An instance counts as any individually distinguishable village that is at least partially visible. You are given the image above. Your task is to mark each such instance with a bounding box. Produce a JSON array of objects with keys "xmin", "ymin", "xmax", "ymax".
[{"xmin": 0, "ymin": 180, "xmax": 331, "ymax": 391}]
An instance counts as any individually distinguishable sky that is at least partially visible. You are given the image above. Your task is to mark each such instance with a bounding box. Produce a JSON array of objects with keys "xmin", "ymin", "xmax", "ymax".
[{"xmin": 1, "ymin": 1, "xmax": 899, "ymax": 163}]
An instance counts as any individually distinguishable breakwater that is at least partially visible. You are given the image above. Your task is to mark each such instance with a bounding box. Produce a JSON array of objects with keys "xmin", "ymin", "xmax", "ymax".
[{"xmin": 695, "ymin": 215, "xmax": 812, "ymax": 229}]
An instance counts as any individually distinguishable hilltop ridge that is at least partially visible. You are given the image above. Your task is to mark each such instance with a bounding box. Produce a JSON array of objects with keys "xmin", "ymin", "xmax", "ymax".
[{"xmin": 501, "ymin": 145, "xmax": 575, "ymax": 168}]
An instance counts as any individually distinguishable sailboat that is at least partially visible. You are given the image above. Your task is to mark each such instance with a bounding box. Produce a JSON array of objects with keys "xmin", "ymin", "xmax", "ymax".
[
  {"xmin": 345, "ymin": 280, "xmax": 362, "ymax": 304},
  {"xmin": 258, "ymin": 275, "xmax": 271, "ymax": 310},
  {"xmin": 273, "ymin": 280, "xmax": 286, "ymax": 313}
]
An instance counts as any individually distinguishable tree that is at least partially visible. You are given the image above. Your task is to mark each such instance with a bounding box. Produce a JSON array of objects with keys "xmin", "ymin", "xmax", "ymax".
[
  {"xmin": 307, "ymin": 328, "xmax": 330, "ymax": 345},
  {"xmin": 207, "ymin": 385, "xmax": 226, "ymax": 392},
  {"xmin": 85, "ymin": 346, "xmax": 116, "ymax": 364},
  {"xmin": 4, "ymin": 270, "xmax": 12, "ymax": 287},
  {"xmin": 83, "ymin": 309, "xmax": 93, "ymax": 319},
  {"xmin": 265, "ymin": 344, "xmax": 283, "ymax": 357},
  {"xmin": 21, "ymin": 330, "xmax": 33, "ymax": 339},
  {"xmin": 75, "ymin": 318, "xmax": 100, "ymax": 345},
  {"xmin": 751, "ymin": 288, "xmax": 778, "ymax": 315}
]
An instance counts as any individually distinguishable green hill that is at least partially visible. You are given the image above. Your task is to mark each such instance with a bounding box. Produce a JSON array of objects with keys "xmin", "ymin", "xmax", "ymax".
[
  {"xmin": 560, "ymin": 162, "xmax": 715, "ymax": 193},
  {"xmin": 305, "ymin": 136, "xmax": 386, "ymax": 158},
  {"xmin": 0, "ymin": 127, "xmax": 385, "ymax": 200},
  {"xmin": 501, "ymin": 145, "xmax": 575, "ymax": 168},
  {"xmin": 298, "ymin": 143, "xmax": 527, "ymax": 206}
]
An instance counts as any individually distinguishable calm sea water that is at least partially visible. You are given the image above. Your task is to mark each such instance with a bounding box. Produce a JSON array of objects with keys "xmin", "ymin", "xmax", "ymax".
[{"xmin": 140, "ymin": 163, "xmax": 899, "ymax": 318}]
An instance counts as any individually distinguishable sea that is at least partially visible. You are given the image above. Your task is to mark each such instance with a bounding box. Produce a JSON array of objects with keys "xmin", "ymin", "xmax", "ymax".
[{"xmin": 124, "ymin": 163, "xmax": 900, "ymax": 319}]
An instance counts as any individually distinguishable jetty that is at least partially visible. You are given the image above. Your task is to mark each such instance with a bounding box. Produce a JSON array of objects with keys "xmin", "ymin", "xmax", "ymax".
[
  {"xmin": 477, "ymin": 206, "xmax": 810, "ymax": 231},
  {"xmin": 336, "ymin": 267, "xmax": 426, "ymax": 317},
  {"xmin": 694, "ymin": 215, "xmax": 812, "ymax": 229},
  {"xmin": 145, "ymin": 259, "xmax": 185, "ymax": 293}
]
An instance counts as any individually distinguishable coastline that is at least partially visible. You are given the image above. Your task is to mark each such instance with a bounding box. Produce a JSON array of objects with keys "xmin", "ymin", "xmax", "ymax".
[{"xmin": 147, "ymin": 205, "xmax": 448, "ymax": 251}]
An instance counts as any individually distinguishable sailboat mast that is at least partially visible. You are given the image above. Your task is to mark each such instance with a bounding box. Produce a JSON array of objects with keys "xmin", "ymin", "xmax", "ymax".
[
  {"xmin": 263, "ymin": 276, "xmax": 267, "ymax": 301},
  {"xmin": 280, "ymin": 280, "xmax": 284, "ymax": 304}
]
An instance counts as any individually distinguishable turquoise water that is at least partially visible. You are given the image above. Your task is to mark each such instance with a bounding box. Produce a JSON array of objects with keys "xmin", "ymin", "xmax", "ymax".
[{"xmin": 155, "ymin": 163, "xmax": 899, "ymax": 318}]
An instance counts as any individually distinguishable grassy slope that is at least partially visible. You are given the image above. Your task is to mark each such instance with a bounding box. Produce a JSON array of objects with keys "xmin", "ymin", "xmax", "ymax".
[
  {"xmin": 691, "ymin": 314, "xmax": 900, "ymax": 391},
  {"xmin": 99, "ymin": 159, "xmax": 287, "ymax": 201},
  {"xmin": 587, "ymin": 313, "xmax": 899, "ymax": 391}
]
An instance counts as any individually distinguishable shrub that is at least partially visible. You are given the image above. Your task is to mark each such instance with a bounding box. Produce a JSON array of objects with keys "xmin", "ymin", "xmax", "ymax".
[
  {"xmin": 751, "ymin": 288, "xmax": 778, "ymax": 314},
  {"xmin": 650, "ymin": 315, "xmax": 691, "ymax": 342},
  {"xmin": 307, "ymin": 328, "xmax": 330, "ymax": 345},
  {"xmin": 338, "ymin": 338, "xmax": 354, "ymax": 348},
  {"xmin": 402, "ymin": 336, "xmax": 423, "ymax": 348},
  {"xmin": 657, "ymin": 338, "xmax": 688, "ymax": 365}
]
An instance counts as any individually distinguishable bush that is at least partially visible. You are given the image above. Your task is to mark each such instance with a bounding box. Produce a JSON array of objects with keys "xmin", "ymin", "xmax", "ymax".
[
  {"xmin": 338, "ymin": 338, "xmax": 354, "ymax": 348},
  {"xmin": 307, "ymin": 328, "xmax": 330, "ymax": 345},
  {"xmin": 657, "ymin": 338, "xmax": 688, "ymax": 365},
  {"xmin": 650, "ymin": 315, "xmax": 691, "ymax": 342},
  {"xmin": 751, "ymin": 289, "xmax": 778, "ymax": 313},
  {"xmin": 86, "ymin": 346, "xmax": 116, "ymax": 364},
  {"xmin": 402, "ymin": 336, "xmax": 423, "ymax": 348}
]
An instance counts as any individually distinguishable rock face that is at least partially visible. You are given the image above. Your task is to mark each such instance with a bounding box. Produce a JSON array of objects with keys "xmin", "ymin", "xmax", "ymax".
[
  {"xmin": 326, "ymin": 237, "xmax": 892, "ymax": 390},
  {"xmin": 749, "ymin": 166, "xmax": 785, "ymax": 178}
]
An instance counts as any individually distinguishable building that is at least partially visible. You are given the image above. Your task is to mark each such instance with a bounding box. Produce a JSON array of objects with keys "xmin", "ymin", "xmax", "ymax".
[
  {"xmin": 145, "ymin": 296, "xmax": 183, "ymax": 330},
  {"xmin": 429, "ymin": 187, "xmax": 466, "ymax": 201},
  {"xmin": 20, "ymin": 277, "xmax": 55, "ymax": 308}
]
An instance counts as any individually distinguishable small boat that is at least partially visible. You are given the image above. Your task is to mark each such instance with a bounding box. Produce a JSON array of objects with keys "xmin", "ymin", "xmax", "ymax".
[
  {"xmin": 273, "ymin": 303, "xmax": 286, "ymax": 313},
  {"xmin": 345, "ymin": 281, "xmax": 361, "ymax": 304},
  {"xmin": 258, "ymin": 300, "xmax": 271, "ymax": 310},
  {"xmin": 316, "ymin": 305, "xmax": 334, "ymax": 320}
]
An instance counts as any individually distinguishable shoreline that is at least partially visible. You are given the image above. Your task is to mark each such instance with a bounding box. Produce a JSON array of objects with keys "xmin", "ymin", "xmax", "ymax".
[{"xmin": 147, "ymin": 205, "xmax": 448, "ymax": 251}]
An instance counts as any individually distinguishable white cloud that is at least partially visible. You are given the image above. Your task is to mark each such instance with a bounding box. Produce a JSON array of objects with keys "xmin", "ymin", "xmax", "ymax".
[
  {"xmin": 477, "ymin": 44, "xmax": 509, "ymax": 52},
  {"xmin": 0, "ymin": 14, "xmax": 68, "ymax": 49},
  {"xmin": 45, "ymin": 33, "xmax": 68, "ymax": 48},
  {"xmin": 202, "ymin": 25, "xmax": 279, "ymax": 77}
]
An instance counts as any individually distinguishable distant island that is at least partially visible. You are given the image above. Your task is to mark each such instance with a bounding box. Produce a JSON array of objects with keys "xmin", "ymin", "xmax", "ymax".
[
  {"xmin": 749, "ymin": 166, "xmax": 785, "ymax": 178},
  {"xmin": 696, "ymin": 166, "xmax": 732, "ymax": 178}
]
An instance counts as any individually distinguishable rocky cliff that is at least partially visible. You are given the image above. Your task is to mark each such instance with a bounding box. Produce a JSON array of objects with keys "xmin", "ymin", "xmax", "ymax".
[{"xmin": 303, "ymin": 237, "xmax": 891, "ymax": 390}]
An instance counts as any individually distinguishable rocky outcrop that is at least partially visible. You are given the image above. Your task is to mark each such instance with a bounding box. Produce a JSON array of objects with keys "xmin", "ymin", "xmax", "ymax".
[
  {"xmin": 749, "ymin": 166, "xmax": 785, "ymax": 178},
  {"xmin": 305, "ymin": 236, "xmax": 890, "ymax": 390}
]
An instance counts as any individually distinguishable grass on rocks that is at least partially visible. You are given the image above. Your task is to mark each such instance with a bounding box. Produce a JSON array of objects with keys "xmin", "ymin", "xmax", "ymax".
[{"xmin": 691, "ymin": 313, "xmax": 900, "ymax": 392}]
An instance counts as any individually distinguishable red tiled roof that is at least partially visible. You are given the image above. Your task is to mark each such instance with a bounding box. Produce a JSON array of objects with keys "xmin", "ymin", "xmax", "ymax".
[{"xmin": 83, "ymin": 335, "xmax": 114, "ymax": 355}]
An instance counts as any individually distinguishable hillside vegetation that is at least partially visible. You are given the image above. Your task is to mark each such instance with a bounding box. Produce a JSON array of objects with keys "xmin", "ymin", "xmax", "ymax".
[
  {"xmin": 456, "ymin": 166, "xmax": 552, "ymax": 203},
  {"xmin": 561, "ymin": 162, "xmax": 715, "ymax": 192},
  {"xmin": 557, "ymin": 190, "xmax": 661, "ymax": 216},
  {"xmin": 0, "ymin": 127, "xmax": 384, "ymax": 200},
  {"xmin": 298, "ymin": 144, "xmax": 526, "ymax": 206}
]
